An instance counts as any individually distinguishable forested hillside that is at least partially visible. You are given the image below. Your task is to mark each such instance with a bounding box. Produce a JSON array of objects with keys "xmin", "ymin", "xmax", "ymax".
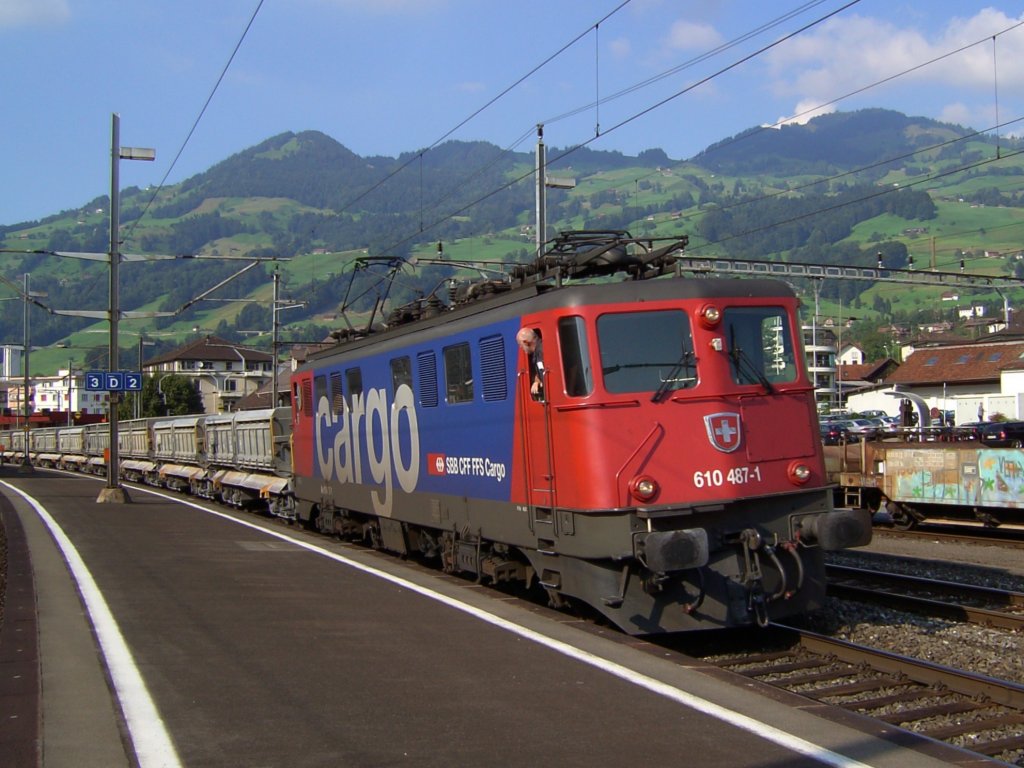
[{"xmin": 1, "ymin": 108, "xmax": 1021, "ymax": 370}]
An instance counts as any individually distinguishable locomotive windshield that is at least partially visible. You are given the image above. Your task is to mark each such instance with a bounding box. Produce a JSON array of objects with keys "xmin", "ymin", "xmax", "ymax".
[
  {"xmin": 723, "ymin": 306, "xmax": 798, "ymax": 387},
  {"xmin": 597, "ymin": 309, "xmax": 695, "ymax": 395}
]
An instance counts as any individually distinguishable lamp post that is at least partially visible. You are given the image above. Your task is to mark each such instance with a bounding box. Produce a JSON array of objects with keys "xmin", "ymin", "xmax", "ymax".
[
  {"xmin": 98, "ymin": 113, "xmax": 154, "ymax": 504},
  {"xmin": 65, "ymin": 359, "xmax": 77, "ymax": 426},
  {"xmin": 836, "ymin": 312, "xmax": 857, "ymax": 411},
  {"xmin": 17, "ymin": 275, "xmax": 48, "ymax": 474},
  {"xmin": 273, "ymin": 269, "xmax": 280, "ymax": 408},
  {"xmin": 136, "ymin": 336, "xmax": 156, "ymax": 418},
  {"xmin": 19, "ymin": 274, "xmax": 32, "ymax": 473},
  {"xmin": 271, "ymin": 270, "xmax": 305, "ymax": 409}
]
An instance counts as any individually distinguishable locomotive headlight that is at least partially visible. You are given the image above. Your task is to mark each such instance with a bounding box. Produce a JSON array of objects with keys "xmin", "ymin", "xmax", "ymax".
[
  {"xmin": 698, "ymin": 304, "xmax": 722, "ymax": 328},
  {"xmin": 630, "ymin": 475, "xmax": 660, "ymax": 502},
  {"xmin": 787, "ymin": 461, "xmax": 812, "ymax": 485}
]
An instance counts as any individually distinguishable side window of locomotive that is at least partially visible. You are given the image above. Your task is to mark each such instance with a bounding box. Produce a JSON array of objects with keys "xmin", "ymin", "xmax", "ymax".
[
  {"xmin": 558, "ymin": 316, "xmax": 593, "ymax": 397},
  {"xmin": 417, "ymin": 351, "xmax": 439, "ymax": 407},
  {"xmin": 345, "ymin": 367, "xmax": 363, "ymax": 408},
  {"xmin": 722, "ymin": 307, "xmax": 797, "ymax": 385},
  {"xmin": 313, "ymin": 375, "xmax": 328, "ymax": 414},
  {"xmin": 329, "ymin": 371, "xmax": 344, "ymax": 415},
  {"xmin": 444, "ymin": 342, "xmax": 474, "ymax": 404},
  {"xmin": 390, "ymin": 356, "xmax": 413, "ymax": 396},
  {"xmin": 597, "ymin": 310, "xmax": 695, "ymax": 395}
]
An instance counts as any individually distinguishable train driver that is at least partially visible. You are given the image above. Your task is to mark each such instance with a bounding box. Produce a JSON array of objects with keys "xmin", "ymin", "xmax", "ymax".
[{"xmin": 516, "ymin": 327, "xmax": 545, "ymax": 400}]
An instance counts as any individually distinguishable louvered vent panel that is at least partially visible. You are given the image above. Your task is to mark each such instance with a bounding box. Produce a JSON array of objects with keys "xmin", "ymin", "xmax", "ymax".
[
  {"xmin": 417, "ymin": 351, "xmax": 439, "ymax": 407},
  {"xmin": 479, "ymin": 335, "xmax": 507, "ymax": 402}
]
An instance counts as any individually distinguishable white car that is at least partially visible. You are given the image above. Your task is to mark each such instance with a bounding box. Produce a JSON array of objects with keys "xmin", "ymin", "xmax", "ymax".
[{"xmin": 845, "ymin": 418, "xmax": 880, "ymax": 440}]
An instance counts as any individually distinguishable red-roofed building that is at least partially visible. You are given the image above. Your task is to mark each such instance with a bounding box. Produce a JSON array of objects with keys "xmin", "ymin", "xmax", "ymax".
[
  {"xmin": 846, "ymin": 340, "xmax": 1024, "ymax": 423},
  {"xmin": 143, "ymin": 336, "xmax": 274, "ymax": 414}
]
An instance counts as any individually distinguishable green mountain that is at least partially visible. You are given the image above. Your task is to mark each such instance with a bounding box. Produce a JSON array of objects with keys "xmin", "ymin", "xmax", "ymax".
[
  {"xmin": 2, "ymin": 108, "xmax": 1022, "ymax": 374},
  {"xmin": 692, "ymin": 108, "xmax": 970, "ymax": 175}
]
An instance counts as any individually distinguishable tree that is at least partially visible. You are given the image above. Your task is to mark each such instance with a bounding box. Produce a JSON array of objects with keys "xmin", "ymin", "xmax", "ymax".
[
  {"xmin": 853, "ymin": 326, "xmax": 892, "ymax": 362},
  {"xmin": 118, "ymin": 374, "xmax": 203, "ymax": 418}
]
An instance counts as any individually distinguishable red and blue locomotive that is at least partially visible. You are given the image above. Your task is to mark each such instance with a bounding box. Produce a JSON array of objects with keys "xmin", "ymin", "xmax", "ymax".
[{"xmin": 289, "ymin": 232, "xmax": 871, "ymax": 634}]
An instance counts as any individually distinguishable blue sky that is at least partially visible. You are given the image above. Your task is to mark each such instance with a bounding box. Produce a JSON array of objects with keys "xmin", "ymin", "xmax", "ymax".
[{"xmin": 2, "ymin": 0, "xmax": 1023, "ymax": 226}]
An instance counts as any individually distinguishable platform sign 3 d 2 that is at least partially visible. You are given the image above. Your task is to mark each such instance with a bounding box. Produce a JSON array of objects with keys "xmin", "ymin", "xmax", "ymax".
[{"xmin": 85, "ymin": 371, "xmax": 143, "ymax": 391}]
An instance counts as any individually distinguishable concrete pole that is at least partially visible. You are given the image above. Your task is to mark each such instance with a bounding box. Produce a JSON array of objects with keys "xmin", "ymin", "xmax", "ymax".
[
  {"xmin": 98, "ymin": 113, "xmax": 129, "ymax": 503},
  {"xmin": 19, "ymin": 273, "xmax": 33, "ymax": 474}
]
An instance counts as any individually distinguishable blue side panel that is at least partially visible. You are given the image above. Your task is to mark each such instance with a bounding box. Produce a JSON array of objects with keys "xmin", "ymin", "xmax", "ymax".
[{"xmin": 310, "ymin": 316, "xmax": 522, "ymax": 507}]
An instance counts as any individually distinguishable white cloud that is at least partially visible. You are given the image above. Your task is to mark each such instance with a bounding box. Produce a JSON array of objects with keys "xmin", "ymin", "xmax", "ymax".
[
  {"xmin": 764, "ymin": 9, "xmax": 1024, "ymax": 122},
  {"xmin": 609, "ymin": 37, "xmax": 631, "ymax": 59},
  {"xmin": 938, "ymin": 102, "xmax": 977, "ymax": 128},
  {"xmin": 665, "ymin": 20, "xmax": 723, "ymax": 51},
  {"xmin": 772, "ymin": 100, "xmax": 836, "ymax": 128},
  {"xmin": 0, "ymin": 0, "xmax": 70, "ymax": 26}
]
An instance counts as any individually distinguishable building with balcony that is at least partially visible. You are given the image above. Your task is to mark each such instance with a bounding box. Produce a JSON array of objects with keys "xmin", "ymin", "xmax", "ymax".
[
  {"xmin": 803, "ymin": 325, "xmax": 839, "ymax": 411},
  {"xmin": 143, "ymin": 336, "xmax": 274, "ymax": 414}
]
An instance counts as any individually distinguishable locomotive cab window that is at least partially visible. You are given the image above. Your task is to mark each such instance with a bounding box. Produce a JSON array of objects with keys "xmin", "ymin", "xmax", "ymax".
[
  {"xmin": 558, "ymin": 316, "xmax": 593, "ymax": 397},
  {"xmin": 723, "ymin": 307, "xmax": 797, "ymax": 387},
  {"xmin": 597, "ymin": 309, "xmax": 695, "ymax": 395}
]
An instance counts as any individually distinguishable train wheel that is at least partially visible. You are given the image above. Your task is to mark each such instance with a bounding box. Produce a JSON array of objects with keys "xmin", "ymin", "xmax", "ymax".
[{"xmin": 887, "ymin": 501, "xmax": 918, "ymax": 530}]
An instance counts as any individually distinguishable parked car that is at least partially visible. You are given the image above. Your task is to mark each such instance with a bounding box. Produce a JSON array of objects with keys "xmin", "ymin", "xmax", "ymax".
[
  {"xmin": 951, "ymin": 422, "xmax": 984, "ymax": 441},
  {"xmin": 845, "ymin": 418, "xmax": 881, "ymax": 441},
  {"xmin": 878, "ymin": 415, "xmax": 901, "ymax": 434},
  {"xmin": 857, "ymin": 410, "xmax": 888, "ymax": 419},
  {"xmin": 819, "ymin": 422, "xmax": 850, "ymax": 445},
  {"xmin": 979, "ymin": 421, "xmax": 1024, "ymax": 448}
]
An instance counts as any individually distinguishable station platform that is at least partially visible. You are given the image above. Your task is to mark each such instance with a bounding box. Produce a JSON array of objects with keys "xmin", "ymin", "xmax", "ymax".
[{"xmin": 0, "ymin": 467, "xmax": 991, "ymax": 767}]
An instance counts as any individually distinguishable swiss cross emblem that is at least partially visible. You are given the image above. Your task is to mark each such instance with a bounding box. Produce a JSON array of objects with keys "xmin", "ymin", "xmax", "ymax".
[{"xmin": 704, "ymin": 412, "xmax": 741, "ymax": 453}]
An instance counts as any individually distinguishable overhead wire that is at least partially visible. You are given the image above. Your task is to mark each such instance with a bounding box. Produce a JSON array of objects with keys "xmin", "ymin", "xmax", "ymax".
[
  {"xmin": 108, "ymin": 0, "xmax": 1023, "ymax": 325},
  {"xmin": 667, "ymin": 115, "xmax": 1024, "ymax": 234},
  {"xmin": 123, "ymin": 0, "xmax": 267, "ymax": 244},
  {"xmin": 327, "ymin": 0, "xmax": 636, "ymax": 223},
  {"xmin": 364, "ymin": 1, "xmax": 851, "ymax": 261},
  {"xmin": 692, "ymin": 18, "xmax": 1024, "ymax": 165},
  {"xmin": 370, "ymin": 0, "xmax": 865, "ymax": 260},
  {"xmin": 541, "ymin": 0, "xmax": 834, "ymax": 127},
  {"xmin": 685, "ymin": 144, "xmax": 1024, "ymax": 256},
  {"xmin": 540, "ymin": 19, "xmax": 1024, "ymax": 266}
]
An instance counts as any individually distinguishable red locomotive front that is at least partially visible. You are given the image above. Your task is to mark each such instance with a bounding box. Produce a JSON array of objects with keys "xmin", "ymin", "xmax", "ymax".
[
  {"xmin": 513, "ymin": 292, "xmax": 822, "ymax": 510},
  {"xmin": 510, "ymin": 277, "xmax": 870, "ymax": 629}
]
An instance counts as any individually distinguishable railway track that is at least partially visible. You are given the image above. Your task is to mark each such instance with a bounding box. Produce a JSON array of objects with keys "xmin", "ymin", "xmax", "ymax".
[
  {"xmin": 826, "ymin": 563, "xmax": 1024, "ymax": 631},
  {"xmin": 701, "ymin": 625, "xmax": 1024, "ymax": 764},
  {"xmin": 873, "ymin": 526, "xmax": 1024, "ymax": 549}
]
